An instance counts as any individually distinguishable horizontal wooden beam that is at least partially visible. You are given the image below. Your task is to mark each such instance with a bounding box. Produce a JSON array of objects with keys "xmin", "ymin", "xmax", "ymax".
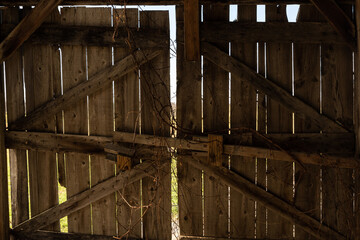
[
  {"xmin": 309, "ymin": 0, "xmax": 356, "ymax": 50},
  {"xmin": 200, "ymin": 22, "xmax": 345, "ymax": 44},
  {"xmin": 0, "ymin": 0, "xmax": 62, "ymax": 62},
  {"xmin": 9, "ymin": 49, "xmax": 163, "ymax": 130},
  {"xmin": 202, "ymin": 42, "xmax": 348, "ymax": 133},
  {"xmin": 0, "ymin": 0, "xmax": 354, "ymax": 6},
  {"xmin": 182, "ymin": 156, "xmax": 346, "ymax": 240},
  {"xmin": 11, "ymin": 230, "xmax": 141, "ymax": 240},
  {"xmin": 1, "ymin": 24, "xmax": 169, "ymax": 48},
  {"xmin": 13, "ymin": 160, "xmax": 162, "ymax": 232}
]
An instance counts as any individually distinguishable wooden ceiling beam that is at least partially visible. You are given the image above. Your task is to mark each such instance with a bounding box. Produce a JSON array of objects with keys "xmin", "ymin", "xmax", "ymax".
[
  {"xmin": 0, "ymin": 0, "xmax": 62, "ymax": 62},
  {"xmin": 309, "ymin": 0, "xmax": 356, "ymax": 49},
  {"xmin": 202, "ymin": 42, "xmax": 349, "ymax": 132},
  {"xmin": 183, "ymin": 156, "xmax": 346, "ymax": 240},
  {"xmin": 9, "ymin": 49, "xmax": 163, "ymax": 131},
  {"xmin": 12, "ymin": 160, "xmax": 162, "ymax": 232}
]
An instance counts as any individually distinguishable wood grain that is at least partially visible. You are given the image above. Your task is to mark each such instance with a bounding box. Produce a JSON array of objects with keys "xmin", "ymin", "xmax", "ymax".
[{"xmin": 184, "ymin": 0, "xmax": 200, "ymax": 60}]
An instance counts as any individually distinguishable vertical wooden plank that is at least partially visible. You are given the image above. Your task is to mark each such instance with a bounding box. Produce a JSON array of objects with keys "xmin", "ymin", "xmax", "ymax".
[
  {"xmin": 265, "ymin": 5, "xmax": 293, "ymax": 238},
  {"xmin": 140, "ymin": 10, "xmax": 172, "ymax": 240},
  {"xmin": 355, "ymin": 2, "xmax": 360, "ymax": 239},
  {"xmin": 3, "ymin": 7, "xmax": 29, "ymax": 226},
  {"xmin": 24, "ymin": 8, "xmax": 60, "ymax": 231},
  {"xmin": 321, "ymin": 5, "xmax": 354, "ymax": 238},
  {"xmin": 229, "ymin": 4, "xmax": 256, "ymax": 238},
  {"xmin": 113, "ymin": 8, "xmax": 141, "ymax": 238},
  {"xmin": 184, "ymin": 0, "xmax": 200, "ymax": 61},
  {"xmin": 203, "ymin": 4, "xmax": 229, "ymax": 238},
  {"xmin": 293, "ymin": 5, "xmax": 321, "ymax": 240},
  {"xmin": 87, "ymin": 7, "xmax": 116, "ymax": 236},
  {"xmin": 256, "ymin": 42, "xmax": 267, "ymax": 238},
  {"xmin": 0, "ymin": 31, "xmax": 9, "ymax": 240},
  {"xmin": 176, "ymin": 5, "xmax": 203, "ymax": 237},
  {"xmin": 61, "ymin": 7, "xmax": 91, "ymax": 234}
]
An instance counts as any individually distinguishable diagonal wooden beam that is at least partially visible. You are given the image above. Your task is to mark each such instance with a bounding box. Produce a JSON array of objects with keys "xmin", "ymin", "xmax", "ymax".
[
  {"xmin": 12, "ymin": 160, "xmax": 163, "ymax": 232},
  {"xmin": 9, "ymin": 49, "xmax": 162, "ymax": 130},
  {"xmin": 309, "ymin": 0, "xmax": 356, "ymax": 50},
  {"xmin": 0, "ymin": 0, "xmax": 62, "ymax": 62},
  {"xmin": 202, "ymin": 42, "xmax": 348, "ymax": 133},
  {"xmin": 183, "ymin": 155, "xmax": 346, "ymax": 240}
]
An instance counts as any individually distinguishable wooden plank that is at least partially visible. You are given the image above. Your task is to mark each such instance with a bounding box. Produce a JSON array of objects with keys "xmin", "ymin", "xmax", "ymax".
[
  {"xmin": 0, "ymin": 39, "xmax": 9, "ymax": 240},
  {"xmin": 140, "ymin": 10, "xmax": 172, "ymax": 240},
  {"xmin": 266, "ymin": 5, "xmax": 293, "ymax": 238},
  {"xmin": 0, "ymin": 0, "xmax": 355, "ymax": 6},
  {"xmin": 293, "ymin": 5, "xmax": 322, "ymax": 239},
  {"xmin": 201, "ymin": 42, "xmax": 347, "ymax": 133},
  {"xmin": 86, "ymin": 7, "xmax": 115, "ymax": 236},
  {"xmin": 183, "ymin": 156, "xmax": 346, "ymax": 240},
  {"xmin": 309, "ymin": 0, "xmax": 356, "ymax": 49},
  {"xmin": 355, "ymin": 2, "xmax": 360, "ymax": 239},
  {"xmin": 23, "ymin": 8, "xmax": 60, "ymax": 231},
  {"xmin": 0, "ymin": 0, "xmax": 62, "ymax": 62},
  {"xmin": 11, "ymin": 230, "xmax": 141, "ymax": 240},
  {"xmin": 61, "ymin": 7, "xmax": 90, "ymax": 234},
  {"xmin": 207, "ymin": 134, "xmax": 223, "ymax": 167},
  {"xmin": 203, "ymin": 4, "xmax": 229, "ymax": 237},
  {"xmin": 3, "ymin": 7, "xmax": 29, "ymax": 226},
  {"xmin": 176, "ymin": 5, "xmax": 203, "ymax": 236},
  {"xmin": 184, "ymin": 0, "xmax": 200, "ymax": 61},
  {"xmin": 229, "ymin": 4, "xmax": 256, "ymax": 238},
  {"xmin": 10, "ymin": 48, "xmax": 161, "ymax": 131},
  {"xmin": 113, "ymin": 8, "xmax": 141, "ymax": 238},
  {"xmin": 13, "ymin": 160, "xmax": 162, "ymax": 232},
  {"xmin": 321, "ymin": 5, "xmax": 355, "ymax": 238}
]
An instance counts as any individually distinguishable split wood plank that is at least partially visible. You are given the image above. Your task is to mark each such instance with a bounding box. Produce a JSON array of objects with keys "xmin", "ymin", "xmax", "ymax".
[
  {"xmin": 61, "ymin": 7, "xmax": 91, "ymax": 234},
  {"xmin": 201, "ymin": 42, "xmax": 347, "ymax": 133},
  {"xmin": 0, "ymin": 0, "xmax": 355, "ymax": 6},
  {"xmin": 9, "ymin": 49, "xmax": 162, "ymax": 131},
  {"xmin": 12, "ymin": 160, "xmax": 163, "ymax": 232},
  {"xmin": 355, "ymin": 2, "xmax": 360, "ymax": 239},
  {"xmin": 23, "ymin": 8, "xmax": 61, "ymax": 231},
  {"xmin": 176, "ymin": 5, "xmax": 203, "ymax": 237},
  {"xmin": 230, "ymin": 4, "xmax": 256, "ymax": 238},
  {"xmin": 0, "ymin": 43, "xmax": 9, "ymax": 240},
  {"xmin": 266, "ymin": 6, "xmax": 293, "ymax": 238},
  {"xmin": 293, "ymin": 5, "xmax": 322, "ymax": 239},
  {"xmin": 321, "ymin": 5, "xmax": 355, "ymax": 238},
  {"xmin": 184, "ymin": 0, "xmax": 200, "ymax": 61},
  {"xmin": 140, "ymin": 11, "xmax": 172, "ymax": 240},
  {"xmin": 203, "ymin": 4, "xmax": 229, "ymax": 237},
  {"xmin": 3, "ymin": 7, "xmax": 29, "ymax": 226},
  {"xmin": 0, "ymin": 0, "xmax": 62, "ymax": 62},
  {"xmin": 113, "ymin": 8, "xmax": 141, "ymax": 238},
  {"xmin": 11, "ymin": 230, "xmax": 141, "ymax": 240},
  {"xmin": 309, "ymin": 0, "xmax": 356, "ymax": 49},
  {"xmin": 182, "ymin": 156, "xmax": 346, "ymax": 240}
]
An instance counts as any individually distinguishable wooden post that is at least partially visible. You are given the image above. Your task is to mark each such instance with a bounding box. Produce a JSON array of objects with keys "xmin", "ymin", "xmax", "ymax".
[{"xmin": 0, "ymin": 58, "xmax": 9, "ymax": 240}]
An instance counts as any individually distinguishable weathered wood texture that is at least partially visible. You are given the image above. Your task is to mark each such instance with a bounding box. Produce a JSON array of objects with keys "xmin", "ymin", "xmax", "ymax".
[
  {"xmin": 13, "ymin": 160, "xmax": 162, "ymax": 232},
  {"xmin": 0, "ymin": 0, "xmax": 62, "ymax": 62},
  {"xmin": 3, "ymin": 7, "xmax": 29, "ymax": 227},
  {"xmin": 176, "ymin": 5, "xmax": 203, "ymax": 237},
  {"xmin": 321, "ymin": 5, "xmax": 355, "ymax": 238},
  {"xmin": 183, "ymin": 156, "xmax": 346, "ymax": 240},
  {"xmin": 86, "ymin": 8, "xmax": 116, "ymax": 236},
  {"xmin": 203, "ymin": 4, "xmax": 229, "ymax": 237},
  {"xmin": 0, "ymin": 40, "xmax": 9, "ymax": 240},
  {"xmin": 0, "ymin": 0, "xmax": 354, "ymax": 6},
  {"xmin": 184, "ymin": 0, "xmax": 200, "ymax": 60},
  {"xmin": 113, "ymin": 8, "xmax": 141, "ymax": 238},
  {"xmin": 24, "ymin": 8, "xmax": 60, "ymax": 231},
  {"xmin": 293, "ymin": 5, "xmax": 321, "ymax": 239},
  {"xmin": 61, "ymin": 7, "xmax": 91, "ymax": 234},
  {"xmin": 140, "ymin": 11, "xmax": 172, "ymax": 240},
  {"xmin": 266, "ymin": 5, "xmax": 293, "ymax": 238},
  {"xmin": 355, "ymin": 2, "xmax": 360, "ymax": 239},
  {"xmin": 230, "ymin": 4, "xmax": 256, "ymax": 238}
]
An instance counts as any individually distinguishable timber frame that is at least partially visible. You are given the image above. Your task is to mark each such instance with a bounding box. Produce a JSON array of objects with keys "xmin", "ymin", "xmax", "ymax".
[{"xmin": 1, "ymin": 0, "xmax": 360, "ymax": 240}]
